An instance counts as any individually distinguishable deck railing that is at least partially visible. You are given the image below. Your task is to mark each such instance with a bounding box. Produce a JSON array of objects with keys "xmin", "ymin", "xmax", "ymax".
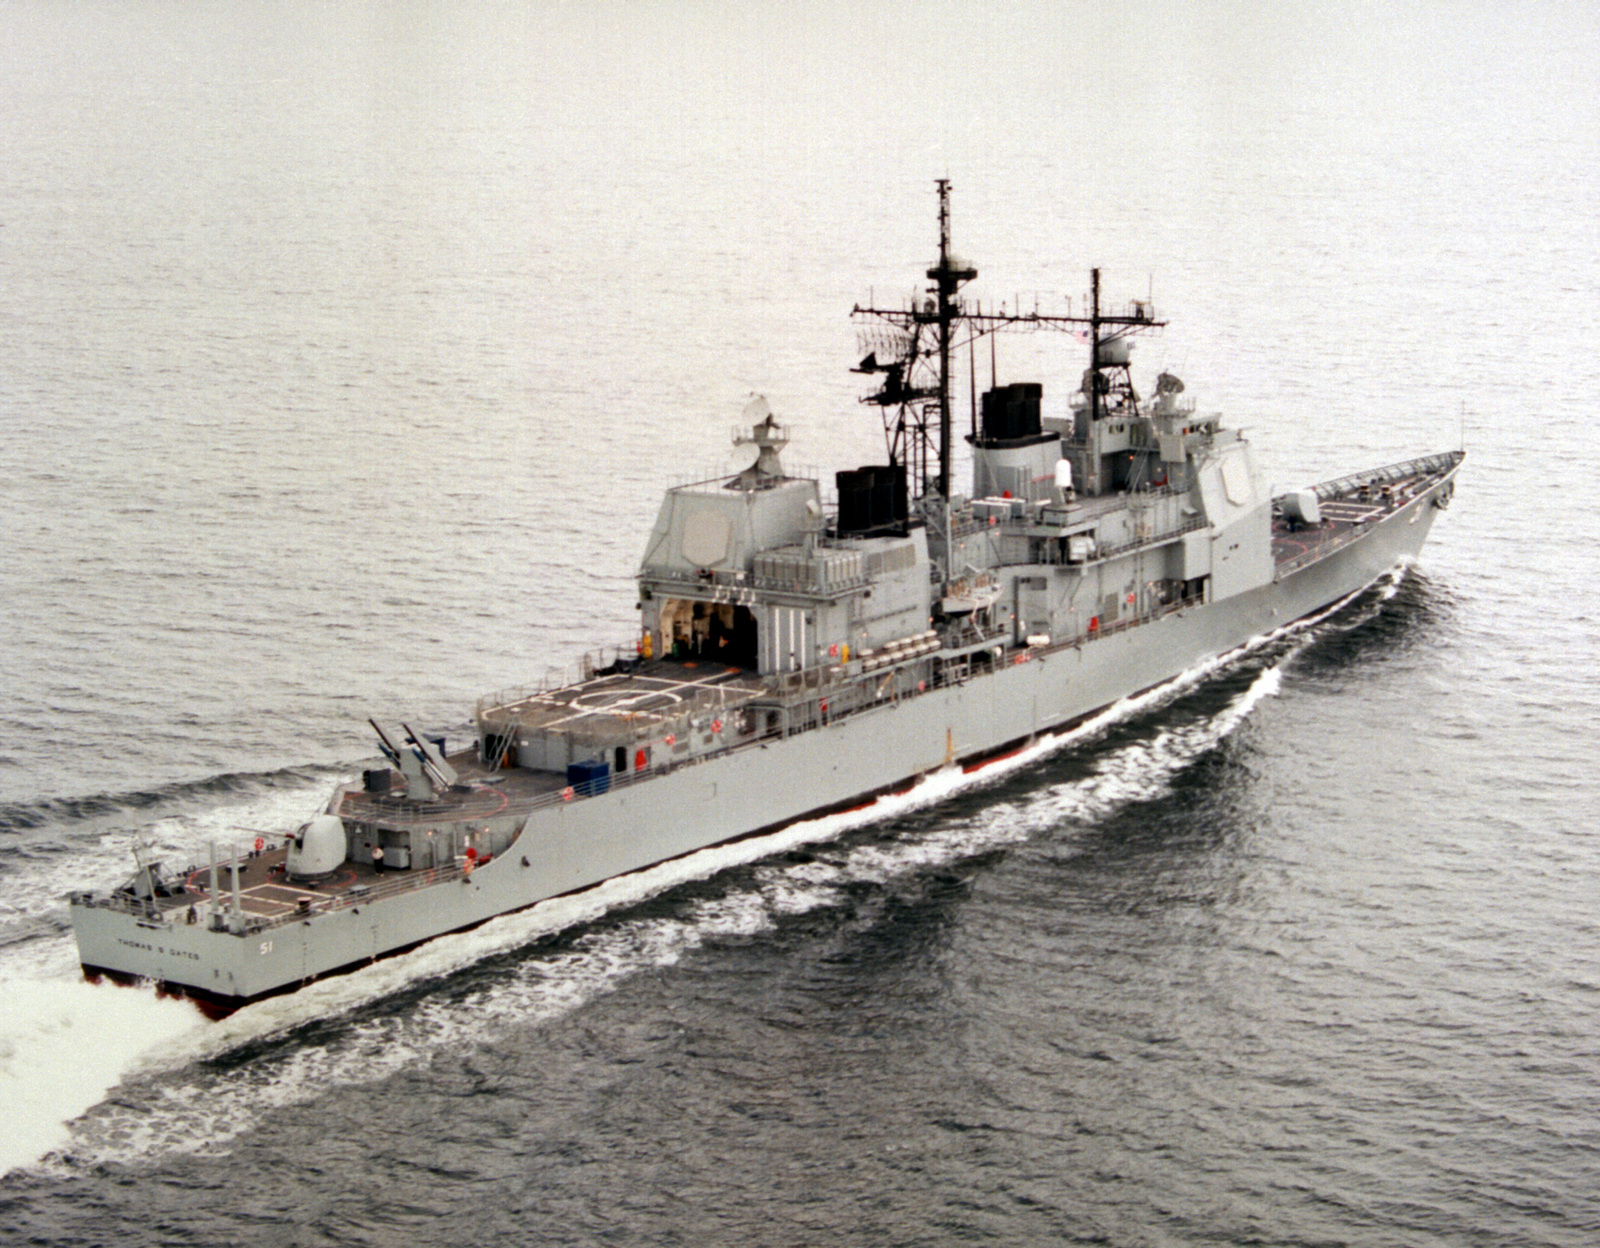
[
  {"xmin": 75, "ymin": 854, "xmax": 470, "ymax": 934},
  {"xmin": 176, "ymin": 451, "xmax": 1471, "ymax": 923},
  {"xmin": 1310, "ymin": 450, "xmax": 1463, "ymax": 505},
  {"xmin": 78, "ymin": 575, "xmax": 1236, "ymax": 937}
]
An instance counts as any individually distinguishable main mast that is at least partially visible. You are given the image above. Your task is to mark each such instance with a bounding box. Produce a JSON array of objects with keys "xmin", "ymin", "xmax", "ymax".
[
  {"xmin": 851, "ymin": 179, "xmax": 974, "ymax": 506},
  {"xmin": 927, "ymin": 179, "xmax": 975, "ymax": 499},
  {"xmin": 851, "ymin": 182, "xmax": 1163, "ymax": 509}
]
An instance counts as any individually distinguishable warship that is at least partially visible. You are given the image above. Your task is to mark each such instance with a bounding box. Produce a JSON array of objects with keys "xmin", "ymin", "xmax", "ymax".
[{"xmin": 70, "ymin": 183, "xmax": 1462, "ymax": 1015}]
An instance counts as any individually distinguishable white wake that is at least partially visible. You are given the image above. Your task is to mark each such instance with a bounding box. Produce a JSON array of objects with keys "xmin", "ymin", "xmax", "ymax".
[{"xmin": 11, "ymin": 650, "xmax": 1302, "ymax": 1177}]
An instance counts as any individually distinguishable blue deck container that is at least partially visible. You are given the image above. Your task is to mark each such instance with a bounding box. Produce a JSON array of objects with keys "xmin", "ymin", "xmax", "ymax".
[{"xmin": 566, "ymin": 759, "xmax": 611, "ymax": 797}]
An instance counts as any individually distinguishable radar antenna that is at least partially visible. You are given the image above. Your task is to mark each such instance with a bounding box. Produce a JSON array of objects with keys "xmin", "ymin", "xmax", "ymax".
[
  {"xmin": 850, "ymin": 179, "xmax": 974, "ymax": 501},
  {"xmin": 851, "ymin": 182, "xmax": 1167, "ymax": 506},
  {"xmin": 729, "ymin": 395, "xmax": 789, "ymax": 486}
]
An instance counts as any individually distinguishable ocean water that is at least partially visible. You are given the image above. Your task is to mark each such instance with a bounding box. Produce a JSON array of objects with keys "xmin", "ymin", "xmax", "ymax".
[{"xmin": 3, "ymin": 2, "xmax": 1598, "ymax": 1243}]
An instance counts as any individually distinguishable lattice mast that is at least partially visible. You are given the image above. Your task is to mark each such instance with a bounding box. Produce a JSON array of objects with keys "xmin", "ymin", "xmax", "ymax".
[
  {"xmin": 851, "ymin": 179, "xmax": 974, "ymax": 504},
  {"xmin": 851, "ymin": 182, "xmax": 1164, "ymax": 508}
]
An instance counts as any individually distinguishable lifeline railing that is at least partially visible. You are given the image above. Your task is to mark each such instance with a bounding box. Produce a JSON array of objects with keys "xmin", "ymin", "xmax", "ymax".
[
  {"xmin": 82, "ymin": 586, "xmax": 1223, "ymax": 936},
  {"xmin": 1273, "ymin": 451, "xmax": 1463, "ymax": 578},
  {"xmin": 1310, "ymin": 450, "xmax": 1463, "ymax": 505},
  {"xmin": 77, "ymin": 853, "xmax": 469, "ymax": 933}
]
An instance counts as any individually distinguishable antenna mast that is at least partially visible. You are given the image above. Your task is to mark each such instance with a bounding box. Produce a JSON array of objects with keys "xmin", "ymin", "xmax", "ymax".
[
  {"xmin": 851, "ymin": 180, "xmax": 975, "ymax": 503},
  {"xmin": 851, "ymin": 183, "xmax": 1163, "ymax": 506},
  {"xmin": 927, "ymin": 179, "xmax": 975, "ymax": 499}
]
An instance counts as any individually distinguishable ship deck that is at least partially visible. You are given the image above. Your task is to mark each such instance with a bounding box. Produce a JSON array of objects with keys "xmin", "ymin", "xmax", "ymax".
[
  {"xmin": 338, "ymin": 760, "xmax": 558, "ymax": 826},
  {"xmin": 1272, "ymin": 463, "xmax": 1445, "ymax": 572},
  {"xmin": 113, "ymin": 843, "xmax": 413, "ymax": 927},
  {"xmin": 478, "ymin": 657, "xmax": 772, "ymax": 740},
  {"xmin": 336, "ymin": 658, "xmax": 775, "ymax": 829},
  {"xmin": 1272, "ymin": 496, "xmax": 1388, "ymax": 567},
  {"xmin": 113, "ymin": 662, "xmax": 781, "ymax": 927},
  {"xmin": 86, "ymin": 460, "xmax": 1458, "ymax": 939}
]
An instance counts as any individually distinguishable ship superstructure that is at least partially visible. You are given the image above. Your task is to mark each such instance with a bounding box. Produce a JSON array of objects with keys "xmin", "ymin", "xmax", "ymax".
[{"xmin": 70, "ymin": 185, "xmax": 1461, "ymax": 1014}]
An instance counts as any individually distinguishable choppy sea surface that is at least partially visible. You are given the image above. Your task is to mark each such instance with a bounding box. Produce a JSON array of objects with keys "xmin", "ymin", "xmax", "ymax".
[{"xmin": 3, "ymin": 3, "xmax": 1598, "ymax": 1244}]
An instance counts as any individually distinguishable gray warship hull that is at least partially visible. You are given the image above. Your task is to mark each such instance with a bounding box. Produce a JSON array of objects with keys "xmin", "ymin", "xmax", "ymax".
[
  {"xmin": 71, "ymin": 453, "xmax": 1459, "ymax": 1013},
  {"xmin": 69, "ymin": 185, "xmax": 1462, "ymax": 1014}
]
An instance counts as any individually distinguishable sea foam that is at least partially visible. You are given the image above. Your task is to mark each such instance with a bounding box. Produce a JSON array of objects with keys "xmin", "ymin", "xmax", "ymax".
[{"xmin": 0, "ymin": 978, "xmax": 202, "ymax": 1175}]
